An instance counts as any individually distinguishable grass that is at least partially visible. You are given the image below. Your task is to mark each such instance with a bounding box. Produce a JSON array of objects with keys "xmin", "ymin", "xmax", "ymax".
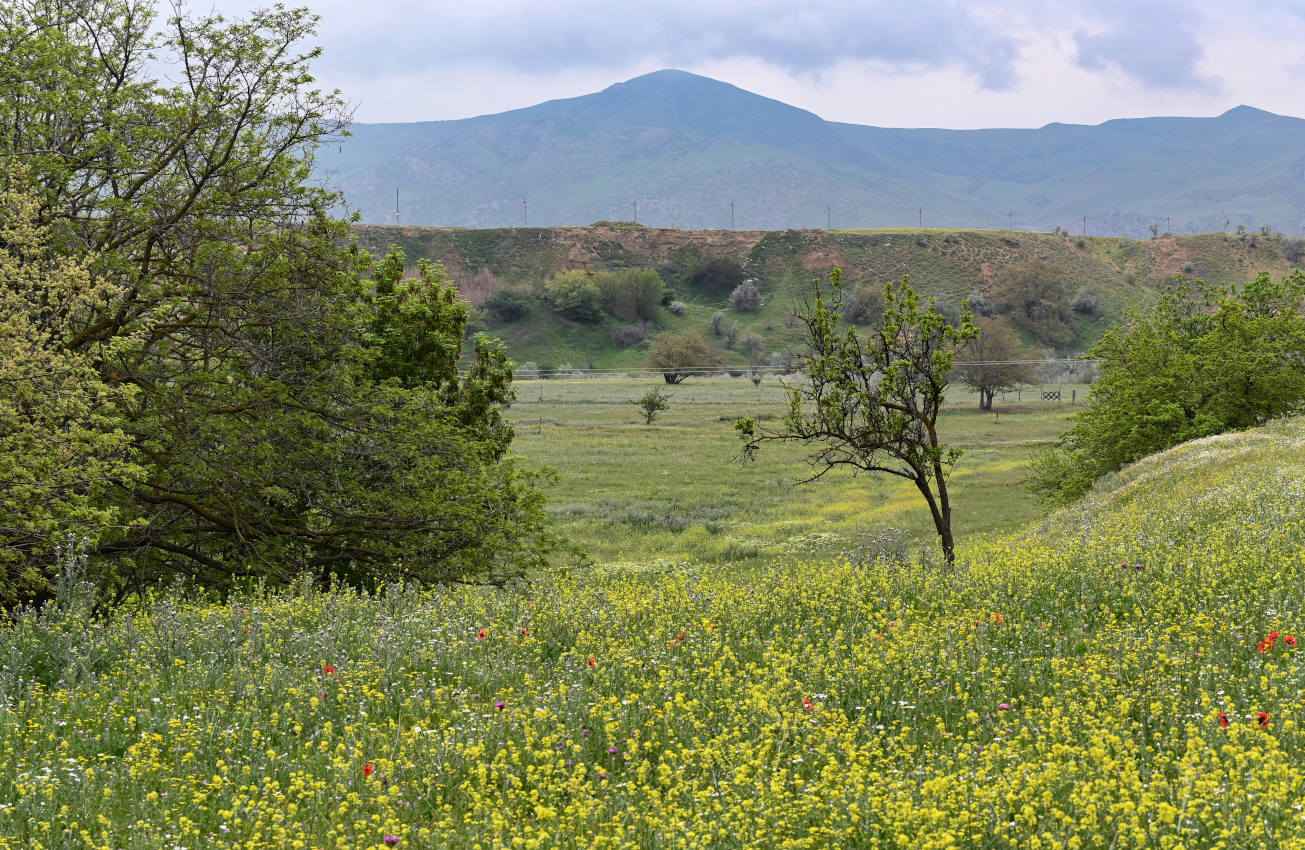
[
  {"xmin": 509, "ymin": 376, "xmax": 1088, "ymax": 566},
  {"xmin": 7, "ymin": 378, "xmax": 1305, "ymax": 847}
]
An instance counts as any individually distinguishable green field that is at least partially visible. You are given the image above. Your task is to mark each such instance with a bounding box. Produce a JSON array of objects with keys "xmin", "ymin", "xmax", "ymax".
[
  {"xmin": 6, "ymin": 380, "xmax": 1305, "ymax": 848},
  {"xmin": 509, "ymin": 376, "xmax": 1087, "ymax": 566}
]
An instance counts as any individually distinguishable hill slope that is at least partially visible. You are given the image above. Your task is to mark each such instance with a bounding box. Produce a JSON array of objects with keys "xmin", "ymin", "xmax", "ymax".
[
  {"xmin": 356, "ymin": 224, "xmax": 1303, "ymax": 368},
  {"xmin": 320, "ymin": 70, "xmax": 1305, "ymax": 237}
]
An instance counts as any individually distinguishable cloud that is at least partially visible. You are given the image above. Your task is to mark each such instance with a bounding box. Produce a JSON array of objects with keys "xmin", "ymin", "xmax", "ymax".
[
  {"xmin": 279, "ymin": 0, "xmax": 1024, "ymax": 91},
  {"xmin": 1071, "ymin": 0, "xmax": 1218, "ymax": 91}
]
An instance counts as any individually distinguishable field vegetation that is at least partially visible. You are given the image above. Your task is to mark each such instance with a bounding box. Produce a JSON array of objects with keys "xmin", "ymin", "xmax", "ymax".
[{"xmin": 5, "ymin": 380, "xmax": 1305, "ymax": 847}]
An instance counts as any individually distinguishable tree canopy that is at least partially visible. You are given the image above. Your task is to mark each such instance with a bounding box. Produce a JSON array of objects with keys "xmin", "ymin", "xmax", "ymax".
[
  {"xmin": 645, "ymin": 331, "xmax": 722, "ymax": 384},
  {"xmin": 0, "ymin": 0, "xmax": 554, "ymax": 604},
  {"xmin": 953, "ymin": 317, "xmax": 1035, "ymax": 410},
  {"xmin": 1029, "ymin": 272, "xmax": 1305, "ymax": 504}
]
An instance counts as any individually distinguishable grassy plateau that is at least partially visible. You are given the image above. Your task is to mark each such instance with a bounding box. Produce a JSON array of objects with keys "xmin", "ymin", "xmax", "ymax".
[{"xmin": 3, "ymin": 378, "xmax": 1305, "ymax": 848}]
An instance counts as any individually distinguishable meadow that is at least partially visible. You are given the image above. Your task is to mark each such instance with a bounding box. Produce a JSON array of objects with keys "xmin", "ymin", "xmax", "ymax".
[{"xmin": 4, "ymin": 378, "xmax": 1305, "ymax": 848}]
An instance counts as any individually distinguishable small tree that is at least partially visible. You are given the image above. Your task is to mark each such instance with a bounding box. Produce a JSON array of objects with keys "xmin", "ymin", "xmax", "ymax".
[
  {"xmin": 736, "ymin": 270, "xmax": 976, "ymax": 564},
  {"xmin": 646, "ymin": 331, "xmax": 722, "ymax": 384},
  {"xmin": 953, "ymin": 317, "xmax": 1035, "ymax": 410},
  {"xmin": 634, "ymin": 387, "xmax": 670, "ymax": 424}
]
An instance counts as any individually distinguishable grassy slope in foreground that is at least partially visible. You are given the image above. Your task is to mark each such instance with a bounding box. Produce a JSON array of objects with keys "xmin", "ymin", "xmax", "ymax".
[{"xmin": 2, "ymin": 421, "xmax": 1305, "ymax": 846}]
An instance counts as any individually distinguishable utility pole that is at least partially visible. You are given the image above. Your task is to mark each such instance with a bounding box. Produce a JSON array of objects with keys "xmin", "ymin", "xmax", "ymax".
[
  {"xmin": 919, "ymin": 208, "xmax": 923, "ymax": 229},
  {"xmin": 1166, "ymin": 215, "xmax": 1171, "ymax": 235},
  {"xmin": 827, "ymin": 203, "xmax": 831, "ymax": 230},
  {"xmin": 523, "ymin": 198, "xmax": 528, "ymax": 227},
  {"xmin": 1009, "ymin": 210, "xmax": 1013, "ymax": 231},
  {"xmin": 633, "ymin": 200, "xmax": 638, "ymax": 224},
  {"xmin": 730, "ymin": 200, "xmax": 734, "ymax": 231},
  {"xmin": 1082, "ymin": 214, "xmax": 1086, "ymax": 238},
  {"xmin": 395, "ymin": 188, "xmax": 400, "ymax": 226}
]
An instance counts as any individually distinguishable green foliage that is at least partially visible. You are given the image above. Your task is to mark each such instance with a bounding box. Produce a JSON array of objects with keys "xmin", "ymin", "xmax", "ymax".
[
  {"xmin": 484, "ymin": 289, "xmax": 535, "ymax": 322},
  {"xmin": 545, "ymin": 270, "xmax": 603, "ymax": 323},
  {"xmin": 645, "ymin": 331, "xmax": 722, "ymax": 384},
  {"xmin": 0, "ymin": 186, "xmax": 144, "ymax": 605},
  {"xmin": 634, "ymin": 387, "xmax": 671, "ymax": 424},
  {"xmin": 954, "ymin": 317, "xmax": 1035, "ymax": 410},
  {"xmin": 995, "ymin": 260, "xmax": 1075, "ymax": 347},
  {"xmin": 692, "ymin": 255, "xmax": 745, "ymax": 295},
  {"xmin": 1029, "ymin": 272, "xmax": 1305, "ymax": 504},
  {"xmin": 736, "ymin": 269, "xmax": 977, "ymax": 563},
  {"xmin": 0, "ymin": 0, "xmax": 555, "ymax": 603},
  {"xmin": 595, "ymin": 268, "xmax": 664, "ymax": 321}
]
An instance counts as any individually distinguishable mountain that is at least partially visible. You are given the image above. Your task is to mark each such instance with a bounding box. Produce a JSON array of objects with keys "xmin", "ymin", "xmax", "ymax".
[{"xmin": 317, "ymin": 70, "xmax": 1305, "ymax": 238}]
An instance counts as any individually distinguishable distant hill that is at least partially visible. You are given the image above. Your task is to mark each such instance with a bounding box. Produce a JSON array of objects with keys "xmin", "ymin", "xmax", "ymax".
[
  {"xmin": 355, "ymin": 223, "xmax": 1304, "ymax": 369},
  {"xmin": 319, "ymin": 70, "xmax": 1305, "ymax": 238}
]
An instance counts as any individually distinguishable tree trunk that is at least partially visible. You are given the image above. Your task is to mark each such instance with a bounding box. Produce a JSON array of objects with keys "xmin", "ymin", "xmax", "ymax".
[
  {"xmin": 914, "ymin": 475, "xmax": 956, "ymax": 566},
  {"xmin": 979, "ymin": 388, "xmax": 993, "ymax": 410}
]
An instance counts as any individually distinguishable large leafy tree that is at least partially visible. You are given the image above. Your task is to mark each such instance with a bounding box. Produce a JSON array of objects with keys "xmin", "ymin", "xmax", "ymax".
[
  {"xmin": 0, "ymin": 0, "xmax": 552, "ymax": 602},
  {"xmin": 736, "ymin": 271, "xmax": 976, "ymax": 564},
  {"xmin": 1029, "ymin": 272, "xmax": 1305, "ymax": 504}
]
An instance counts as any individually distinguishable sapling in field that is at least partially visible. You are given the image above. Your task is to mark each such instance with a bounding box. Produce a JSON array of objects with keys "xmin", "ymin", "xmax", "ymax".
[
  {"xmin": 736, "ymin": 269, "xmax": 976, "ymax": 564},
  {"xmin": 634, "ymin": 387, "xmax": 671, "ymax": 424}
]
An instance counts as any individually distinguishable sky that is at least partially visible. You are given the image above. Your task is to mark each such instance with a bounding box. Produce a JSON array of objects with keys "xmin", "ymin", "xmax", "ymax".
[{"xmin": 201, "ymin": 0, "xmax": 1305, "ymax": 128}]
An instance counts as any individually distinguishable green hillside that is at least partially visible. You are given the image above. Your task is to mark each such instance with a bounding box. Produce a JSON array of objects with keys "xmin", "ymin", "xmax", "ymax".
[{"xmin": 355, "ymin": 224, "xmax": 1304, "ymax": 368}]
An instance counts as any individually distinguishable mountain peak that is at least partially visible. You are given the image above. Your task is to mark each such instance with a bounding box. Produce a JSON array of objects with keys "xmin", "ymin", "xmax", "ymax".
[{"xmin": 1218, "ymin": 104, "xmax": 1279, "ymax": 120}]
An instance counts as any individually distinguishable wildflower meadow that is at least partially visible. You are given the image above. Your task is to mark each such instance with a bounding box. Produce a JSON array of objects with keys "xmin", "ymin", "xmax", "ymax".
[{"xmin": 3, "ymin": 396, "xmax": 1305, "ymax": 847}]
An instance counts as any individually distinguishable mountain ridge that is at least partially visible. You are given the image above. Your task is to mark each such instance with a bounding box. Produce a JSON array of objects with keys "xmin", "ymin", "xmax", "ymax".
[{"xmin": 318, "ymin": 70, "xmax": 1305, "ymax": 237}]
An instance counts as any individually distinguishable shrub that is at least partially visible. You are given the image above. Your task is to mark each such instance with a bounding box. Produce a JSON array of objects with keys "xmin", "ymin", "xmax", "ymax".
[
  {"xmin": 1070, "ymin": 286, "xmax": 1103, "ymax": 317},
  {"xmin": 728, "ymin": 280, "xmax": 764, "ymax": 311},
  {"xmin": 611, "ymin": 323, "xmax": 648, "ymax": 347},
  {"xmin": 967, "ymin": 290, "xmax": 997, "ymax": 317},
  {"xmin": 710, "ymin": 311, "xmax": 727, "ymax": 335},
  {"xmin": 839, "ymin": 282, "xmax": 885, "ymax": 325},
  {"xmin": 545, "ymin": 271, "xmax": 602, "ymax": 324},
  {"xmin": 1284, "ymin": 237, "xmax": 1305, "ymax": 265},
  {"xmin": 667, "ymin": 300, "xmax": 687, "ymax": 315},
  {"xmin": 596, "ymin": 268, "xmax": 663, "ymax": 321},
  {"xmin": 484, "ymin": 289, "xmax": 534, "ymax": 322},
  {"xmin": 692, "ymin": 255, "xmax": 745, "ymax": 295}
]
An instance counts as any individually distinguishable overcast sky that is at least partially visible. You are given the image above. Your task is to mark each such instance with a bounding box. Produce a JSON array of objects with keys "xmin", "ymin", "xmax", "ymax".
[{"xmin": 205, "ymin": 0, "xmax": 1305, "ymax": 128}]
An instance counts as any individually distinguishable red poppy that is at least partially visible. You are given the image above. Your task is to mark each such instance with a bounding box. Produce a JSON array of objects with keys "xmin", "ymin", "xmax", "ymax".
[
  {"xmin": 322, "ymin": 665, "xmax": 335, "ymax": 675},
  {"xmin": 1258, "ymin": 711, "xmax": 1271, "ymax": 730},
  {"xmin": 1259, "ymin": 640, "xmax": 1269, "ymax": 653},
  {"xmin": 476, "ymin": 629, "xmax": 488, "ymax": 640},
  {"xmin": 802, "ymin": 698, "xmax": 814, "ymax": 711},
  {"xmin": 676, "ymin": 632, "xmax": 684, "ymax": 642},
  {"xmin": 519, "ymin": 628, "xmax": 529, "ymax": 636},
  {"xmin": 1287, "ymin": 635, "xmax": 1298, "ymax": 647},
  {"xmin": 1218, "ymin": 712, "xmax": 1229, "ymax": 728},
  {"xmin": 586, "ymin": 656, "xmax": 596, "ymax": 668},
  {"xmin": 364, "ymin": 764, "xmax": 375, "ymax": 777}
]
